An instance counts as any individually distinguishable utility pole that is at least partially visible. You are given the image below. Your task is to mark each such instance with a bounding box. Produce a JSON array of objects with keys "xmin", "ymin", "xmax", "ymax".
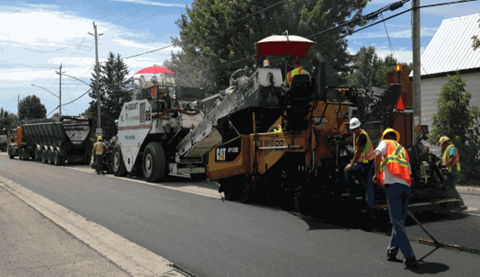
[
  {"xmin": 17, "ymin": 95, "xmax": 19, "ymax": 120},
  {"xmin": 89, "ymin": 22, "xmax": 103, "ymax": 130},
  {"xmin": 412, "ymin": 0, "xmax": 421, "ymax": 141},
  {"xmin": 55, "ymin": 63, "xmax": 65, "ymax": 117}
]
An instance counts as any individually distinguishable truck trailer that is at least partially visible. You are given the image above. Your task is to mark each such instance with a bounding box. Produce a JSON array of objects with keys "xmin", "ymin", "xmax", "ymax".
[{"xmin": 8, "ymin": 116, "xmax": 93, "ymax": 165}]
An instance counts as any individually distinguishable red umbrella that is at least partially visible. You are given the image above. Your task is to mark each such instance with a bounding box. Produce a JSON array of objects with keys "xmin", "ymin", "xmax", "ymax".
[
  {"xmin": 254, "ymin": 35, "xmax": 316, "ymax": 59},
  {"xmin": 135, "ymin": 65, "xmax": 175, "ymax": 75}
]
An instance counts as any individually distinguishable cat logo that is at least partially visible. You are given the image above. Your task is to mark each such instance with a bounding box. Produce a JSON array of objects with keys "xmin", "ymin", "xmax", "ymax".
[{"xmin": 216, "ymin": 148, "xmax": 226, "ymax": 161}]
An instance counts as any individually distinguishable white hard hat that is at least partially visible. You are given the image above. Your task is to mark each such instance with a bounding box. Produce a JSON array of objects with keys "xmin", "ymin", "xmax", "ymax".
[{"xmin": 350, "ymin": 117, "xmax": 361, "ymax": 129}]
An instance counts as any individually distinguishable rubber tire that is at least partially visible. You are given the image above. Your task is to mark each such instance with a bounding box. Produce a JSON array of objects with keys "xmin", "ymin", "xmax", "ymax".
[
  {"xmin": 42, "ymin": 149, "xmax": 48, "ymax": 164},
  {"xmin": 112, "ymin": 145, "xmax": 127, "ymax": 176},
  {"xmin": 34, "ymin": 148, "xmax": 41, "ymax": 161},
  {"xmin": 8, "ymin": 148, "xmax": 14, "ymax": 159},
  {"xmin": 83, "ymin": 154, "xmax": 91, "ymax": 165},
  {"xmin": 142, "ymin": 142, "xmax": 167, "ymax": 182},
  {"xmin": 224, "ymin": 184, "xmax": 238, "ymax": 201},
  {"xmin": 190, "ymin": 173, "xmax": 208, "ymax": 181},
  {"xmin": 19, "ymin": 148, "xmax": 23, "ymax": 160},
  {"xmin": 240, "ymin": 180, "xmax": 253, "ymax": 203},
  {"xmin": 53, "ymin": 150, "xmax": 61, "ymax": 166},
  {"xmin": 47, "ymin": 150, "xmax": 54, "ymax": 165}
]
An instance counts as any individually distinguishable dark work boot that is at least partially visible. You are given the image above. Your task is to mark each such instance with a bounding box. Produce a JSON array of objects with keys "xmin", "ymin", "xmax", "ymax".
[
  {"xmin": 386, "ymin": 249, "xmax": 397, "ymax": 261},
  {"xmin": 403, "ymin": 257, "xmax": 419, "ymax": 269}
]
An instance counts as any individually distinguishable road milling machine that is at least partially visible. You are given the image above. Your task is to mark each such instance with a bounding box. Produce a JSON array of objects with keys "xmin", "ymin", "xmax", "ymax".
[
  {"xmin": 113, "ymin": 67, "xmax": 285, "ymax": 181},
  {"xmin": 207, "ymin": 55, "xmax": 462, "ymax": 217}
]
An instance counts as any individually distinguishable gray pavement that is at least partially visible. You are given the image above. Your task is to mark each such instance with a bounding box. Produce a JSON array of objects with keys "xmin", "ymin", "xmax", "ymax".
[{"xmin": 0, "ymin": 185, "xmax": 131, "ymax": 277}]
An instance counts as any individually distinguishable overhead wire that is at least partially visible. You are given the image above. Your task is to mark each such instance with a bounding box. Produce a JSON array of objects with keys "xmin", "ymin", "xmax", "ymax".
[{"xmin": 123, "ymin": 0, "xmax": 186, "ymax": 27}]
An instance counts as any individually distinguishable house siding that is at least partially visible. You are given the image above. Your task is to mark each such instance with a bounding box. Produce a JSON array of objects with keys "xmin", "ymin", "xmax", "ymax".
[{"xmin": 420, "ymin": 72, "xmax": 480, "ymax": 155}]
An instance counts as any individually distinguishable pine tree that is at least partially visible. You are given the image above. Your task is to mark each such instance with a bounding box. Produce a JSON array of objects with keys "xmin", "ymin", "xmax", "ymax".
[{"xmin": 86, "ymin": 52, "xmax": 132, "ymax": 139}]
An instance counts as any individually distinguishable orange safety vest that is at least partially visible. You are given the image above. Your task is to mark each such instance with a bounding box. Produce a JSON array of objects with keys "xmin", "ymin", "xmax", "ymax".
[
  {"xmin": 286, "ymin": 67, "xmax": 306, "ymax": 87},
  {"xmin": 95, "ymin": 142, "xmax": 104, "ymax": 155},
  {"xmin": 353, "ymin": 130, "xmax": 374, "ymax": 163},
  {"xmin": 379, "ymin": 140, "xmax": 411, "ymax": 187},
  {"xmin": 443, "ymin": 144, "xmax": 461, "ymax": 173}
]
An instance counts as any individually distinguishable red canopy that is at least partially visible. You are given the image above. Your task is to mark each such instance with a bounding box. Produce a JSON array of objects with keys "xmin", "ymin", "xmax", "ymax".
[
  {"xmin": 135, "ymin": 66, "xmax": 174, "ymax": 75},
  {"xmin": 254, "ymin": 35, "xmax": 316, "ymax": 59}
]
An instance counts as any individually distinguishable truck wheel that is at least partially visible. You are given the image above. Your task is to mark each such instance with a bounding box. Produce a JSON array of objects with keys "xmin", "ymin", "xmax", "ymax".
[
  {"xmin": 240, "ymin": 180, "xmax": 253, "ymax": 203},
  {"xmin": 8, "ymin": 147, "xmax": 14, "ymax": 159},
  {"xmin": 191, "ymin": 173, "xmax": 208, "ymax": 181},
  {"xmin": 223, "ymin": 184, "xmax": 238, "ymax": 201},
  {"xmin": 53, "ymin": 150, "xmax": 60, "ymax": 166},
  {"xmin": 143, "ymin": 142, "xmax": 166, "ymax": 182},
  {"xmin": 112, "ymin": 145, "xmax": 127, "ymax": 176},
  {"xmin": 48, "ymin": 150, "xmax": 54, "ymax": 165},
  {"xmin": 42, "ymin": 149, "xmax": 48, "ymax": 164},
  {"xmin": 19, "ymin": 148, "xmax": 24, "ymax": 160}
]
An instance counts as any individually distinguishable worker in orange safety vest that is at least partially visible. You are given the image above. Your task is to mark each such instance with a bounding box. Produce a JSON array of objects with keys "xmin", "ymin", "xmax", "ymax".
[
  {"xmin": 93, "ymin": 136, "xmax": 105, "ymax": 175},
  {"xmin": 373, "ymin": 128, "xmax": 418, "ymax": 269}
]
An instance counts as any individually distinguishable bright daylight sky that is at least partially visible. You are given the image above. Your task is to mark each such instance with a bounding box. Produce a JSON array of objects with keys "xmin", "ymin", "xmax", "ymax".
[{"xmin": 1, "ymin": 0, "xmax": 479, "ymax": 117}]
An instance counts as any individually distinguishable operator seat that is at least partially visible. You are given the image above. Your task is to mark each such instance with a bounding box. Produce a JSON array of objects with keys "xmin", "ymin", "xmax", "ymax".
[{"xmin": 284, "ymin": 75, "xmax": 316, "ymax": 132}]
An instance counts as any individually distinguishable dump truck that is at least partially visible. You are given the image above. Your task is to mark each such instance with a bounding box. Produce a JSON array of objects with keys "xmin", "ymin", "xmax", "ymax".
[
  {"xmin": 0, "ymin": 129, "xmax": 7, "ymax": 152},
  {"xmin": 207, "ymin": 50, "xmax": 462, "ymax": 217},
  {"xmin": 7, "ymin": 116, "xmax": 94, "ymax": 165},
  {"xmin": 112, "ymin": 67, "xmax": 284, "ymax": 181}
]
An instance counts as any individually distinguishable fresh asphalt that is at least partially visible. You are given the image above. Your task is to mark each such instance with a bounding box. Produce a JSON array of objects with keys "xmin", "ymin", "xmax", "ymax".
[{"xmin": 1, "ymin": 152, "xmax": 480, "ymax": 277}]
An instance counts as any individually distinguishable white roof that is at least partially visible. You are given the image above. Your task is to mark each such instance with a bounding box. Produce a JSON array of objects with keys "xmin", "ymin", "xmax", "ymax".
[{"xmin": 414, "ymin": 13, "xmax": 480, "ymax": 77}]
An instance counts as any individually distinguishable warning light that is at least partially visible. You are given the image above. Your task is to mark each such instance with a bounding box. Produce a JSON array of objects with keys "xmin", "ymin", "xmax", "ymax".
[
  {"xmin": 396, "ymin": 97, "xmax": 405, "ymax": 111},
  {"xmin": 396, "ymin": 64, "xmax": 402, "ymax": 71}
]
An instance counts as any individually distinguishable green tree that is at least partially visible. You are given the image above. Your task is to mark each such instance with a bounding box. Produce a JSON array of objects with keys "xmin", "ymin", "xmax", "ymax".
[
  {"xmin": 19, "ymin": 95, "xmax": 47, "ymax": 120},
  {"xmin": 429, "ymin": 72, "xmax": 480, "ymax": 184},
  {"xmin": 472, "ymin": 13, "xmax": 480, "ymax": 50},
  {"xmin": 86, "ymin": 52, "xmax": 132, "ymax": 139},
  {"xmin": 1, "ymin": 110, "xmax": 15, "ymax": 128},
  {"xmin": 167, "ymin": 0, "xmax": 372, "ymax": 90},
  {"xmin": 347, "ymin": 47, "xmax": 410, "ymax": 89}
]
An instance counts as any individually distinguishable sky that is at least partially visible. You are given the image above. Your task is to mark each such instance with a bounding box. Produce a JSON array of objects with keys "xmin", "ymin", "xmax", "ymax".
[{"xmin": 1, "ymin": 0, "xmax": 479, "ymax": 117}]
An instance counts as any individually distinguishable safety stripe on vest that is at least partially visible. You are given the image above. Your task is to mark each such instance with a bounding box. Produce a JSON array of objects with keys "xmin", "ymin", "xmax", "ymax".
[
  {"xmin": 443, "ymin": 144, "xmax": 461, "ymax": 172},
  {"xmin": 287, "ymin": 67, "xmax": 305, "ymax": 86},
  {"xmin": 380, "ymin": 141, "xmax": 409, "ymax": 171},
  {"xmin": 95, "ymin": 143, "xmax": 103, "ymax": 155},
  {"xmin": 353, "ymin": 131, "xmax": 374, "ymax": 163}
]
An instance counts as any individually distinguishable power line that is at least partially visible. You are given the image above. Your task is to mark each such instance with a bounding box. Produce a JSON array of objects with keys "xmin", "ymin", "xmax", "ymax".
[
  {"xmin": 0, "ymin": 46, "xmax": 72, "ymax": 63},
  {"xmin": 382, "ymin": 13, "xmax": 398, "ymax": 61},
  {"xmin": 124, "ymin": 0, "xmax": 186, "ymax": 27},
  {"xmin": 123, "ymin": 0, "xmax": 289, "ymax": 60}
]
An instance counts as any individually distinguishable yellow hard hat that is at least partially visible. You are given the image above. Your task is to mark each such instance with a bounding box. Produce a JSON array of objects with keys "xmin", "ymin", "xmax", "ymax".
[
  {"xmin": 98, "ymin": 136, "xmax": 103, "ymax": 141},
  {"xmin": 438, "ymin": 136, "xmax": 450, "ymax": 146},
  {"xmin": 381, "ymin": 128, "xmax": 400, "ymax": 143}
]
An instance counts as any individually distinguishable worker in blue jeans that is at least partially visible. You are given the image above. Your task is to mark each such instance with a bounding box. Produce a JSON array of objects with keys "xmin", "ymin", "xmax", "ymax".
[
  {"xmin": 343, "ymin": 118, "xmax": 375, "ymax": 213},
  {"xmin": 373, "ymin": 128, "xmax": 418, "ymax": 269}
]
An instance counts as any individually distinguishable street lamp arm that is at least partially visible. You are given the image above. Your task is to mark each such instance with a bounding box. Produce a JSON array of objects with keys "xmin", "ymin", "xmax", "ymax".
[
  {"xmin": 58, "ymin": 73, "xmax": 90, "ymax": 86},
  {"xmin": 31, "ymin": 84, "xmax": 59, "ymax": 98}
]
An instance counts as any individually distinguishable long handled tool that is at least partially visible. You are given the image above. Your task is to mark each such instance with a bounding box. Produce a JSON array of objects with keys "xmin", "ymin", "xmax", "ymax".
[
  {"xmin": 407, "ymin": 211, "xmax": 461, "ymax": 250},
  {"xmin": 374, "ymin": 176, "xmax": 461, "ymax": 251}
]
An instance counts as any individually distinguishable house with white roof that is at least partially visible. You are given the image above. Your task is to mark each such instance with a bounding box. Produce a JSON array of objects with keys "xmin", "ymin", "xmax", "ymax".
[{"xmin": 411, "ymin": 13, "xmax": 480, "ymax": 151}]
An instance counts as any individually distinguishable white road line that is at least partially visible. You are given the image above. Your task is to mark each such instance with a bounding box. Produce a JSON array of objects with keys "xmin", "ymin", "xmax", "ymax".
[{"xmin": 0, "ymin": 174, "xmax": 189, "ymax": 277}]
